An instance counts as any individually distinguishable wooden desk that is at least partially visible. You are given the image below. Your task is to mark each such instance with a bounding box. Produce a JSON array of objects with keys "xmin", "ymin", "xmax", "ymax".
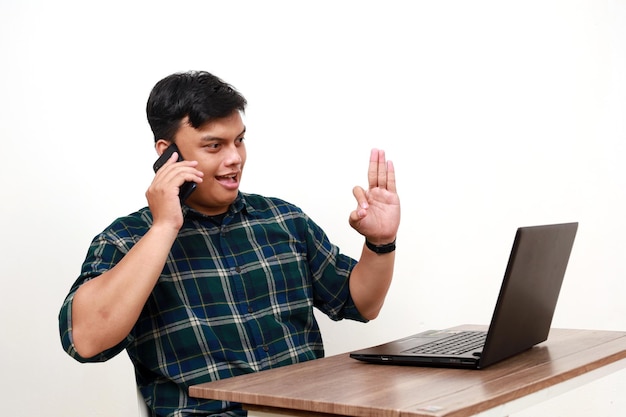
[{"xmin": 190, "ymin": 327, "xmax": 626, "ymax": 417}]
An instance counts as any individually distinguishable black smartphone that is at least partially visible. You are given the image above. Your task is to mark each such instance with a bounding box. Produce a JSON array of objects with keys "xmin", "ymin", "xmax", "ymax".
[{"xmin": 152, "ymin": 143, "xmax": 197, "ymax": 203}]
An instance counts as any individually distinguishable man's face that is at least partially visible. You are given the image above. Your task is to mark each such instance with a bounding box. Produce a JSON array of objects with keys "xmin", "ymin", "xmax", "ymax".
[{"xmin": 172, "ymin": 110, "xmax": 247, "ymax": 215}]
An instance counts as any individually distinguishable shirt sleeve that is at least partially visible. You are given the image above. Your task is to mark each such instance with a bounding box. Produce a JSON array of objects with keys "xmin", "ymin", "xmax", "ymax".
[
  {"xmin": 58, "ymin": 284, "xmax": 133, "ymax": 363},
  {"xmin": 303, "ymin": 215, "xmax": 367, "ymax": 323},
  {"xmin": 58, "ymin": 226, "xmax": 138, "ymax": 363}
]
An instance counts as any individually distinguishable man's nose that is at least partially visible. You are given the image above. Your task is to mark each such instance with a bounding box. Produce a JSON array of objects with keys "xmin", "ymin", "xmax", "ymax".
[{"xmin": 224, "ymin": 144, "xmax": 242, "ymax": 165}]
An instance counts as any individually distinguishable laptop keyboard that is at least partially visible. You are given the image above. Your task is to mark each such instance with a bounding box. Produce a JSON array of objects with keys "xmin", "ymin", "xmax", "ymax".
[{"xmin": 404, "ymin": 331, "xmax": 486, "ymax": 355}]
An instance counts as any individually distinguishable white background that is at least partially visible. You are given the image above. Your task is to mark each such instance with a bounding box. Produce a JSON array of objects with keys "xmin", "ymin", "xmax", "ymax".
[{"xmin": 1, "ymin": 1, "xmax": 624, "ymax": 415}]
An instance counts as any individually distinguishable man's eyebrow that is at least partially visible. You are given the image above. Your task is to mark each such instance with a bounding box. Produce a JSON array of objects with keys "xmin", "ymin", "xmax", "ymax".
[{"xmin": 199, "ymin": 127, "xmax": 246, "ymax": 142}]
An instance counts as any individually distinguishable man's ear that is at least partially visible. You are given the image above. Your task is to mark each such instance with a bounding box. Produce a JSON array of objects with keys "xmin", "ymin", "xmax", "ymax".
[{"xmin": 155, "ymin": 139, "xmax": 172, "ymax": 156}]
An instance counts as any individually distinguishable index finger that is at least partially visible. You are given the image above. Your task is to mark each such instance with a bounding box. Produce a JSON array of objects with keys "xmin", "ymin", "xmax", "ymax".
[{"xmin": 368, "ymin": 148, "xmax": 388, "ymax": 189}]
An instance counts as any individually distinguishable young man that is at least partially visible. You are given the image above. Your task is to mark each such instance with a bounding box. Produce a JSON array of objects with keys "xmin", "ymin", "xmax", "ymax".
[{"xmin": 59, "ymin": 71, "xmax": 400, "ymax": 416}]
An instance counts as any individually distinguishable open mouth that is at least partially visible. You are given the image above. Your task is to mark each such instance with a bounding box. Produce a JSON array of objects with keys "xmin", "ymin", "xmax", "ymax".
[
  {"xmin": 216, "ymin": 174, "xmax": 236, "ymax": 180},
  {"xmin": 215, "ymin": 174, "xmax": 239, "ymax": 186}
]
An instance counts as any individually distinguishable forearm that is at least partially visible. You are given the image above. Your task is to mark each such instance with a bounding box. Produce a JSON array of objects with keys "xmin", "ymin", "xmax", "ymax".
[
  {"xmin": 349, "ymin": 243, "xmax": 395, "ymax": 320},
  {"xmin": 71, "ymin": 224, "xmax": 178, "ymax": 358}
]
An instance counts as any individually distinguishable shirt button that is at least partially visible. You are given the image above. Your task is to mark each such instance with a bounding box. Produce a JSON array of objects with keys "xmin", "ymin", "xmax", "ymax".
[
  {"xmin": 247, "ymin": 306, "xmax": 253, "ymax": 313},
  {"xmin": 235, "ymin": 266, "xmax": 241, "ymax": 273},
  {"xmin": 262, "ymin": 345, "xmax": 269, "ymax": 352}
]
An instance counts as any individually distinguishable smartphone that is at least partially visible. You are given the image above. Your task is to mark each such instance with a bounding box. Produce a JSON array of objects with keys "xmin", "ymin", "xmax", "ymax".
[{"xmin": 152, "ymin": 143, "xmax": 197, "ymax": 203}]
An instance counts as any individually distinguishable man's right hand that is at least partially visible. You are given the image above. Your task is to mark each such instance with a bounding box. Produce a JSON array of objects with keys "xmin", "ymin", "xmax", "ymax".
[{"xmin": 146, "ymin": 151, "xmax": 203, "ymax": 230}]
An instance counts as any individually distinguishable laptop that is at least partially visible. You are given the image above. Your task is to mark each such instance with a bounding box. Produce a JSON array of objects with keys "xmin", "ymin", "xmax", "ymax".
[{"xmin": 350, "ymin": 222, "xmax": 578, "ymax": 369}]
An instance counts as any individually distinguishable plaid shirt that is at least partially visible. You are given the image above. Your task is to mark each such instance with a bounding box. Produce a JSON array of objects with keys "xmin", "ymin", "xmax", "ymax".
[{"xmin": 59, "ymin": 192, "xmax": 365, "ymax": 416}]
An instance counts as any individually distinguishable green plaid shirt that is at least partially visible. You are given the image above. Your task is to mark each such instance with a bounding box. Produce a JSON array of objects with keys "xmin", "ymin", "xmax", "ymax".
[{"xmin": 59, "ymin": 192, "xmax": 365, "ymax": 416}]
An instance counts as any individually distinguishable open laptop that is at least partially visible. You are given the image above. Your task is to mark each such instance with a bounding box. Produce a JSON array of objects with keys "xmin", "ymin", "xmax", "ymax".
[{"xmin": 350, "ymin": 222, "xmax": 578, "ymax": 369}]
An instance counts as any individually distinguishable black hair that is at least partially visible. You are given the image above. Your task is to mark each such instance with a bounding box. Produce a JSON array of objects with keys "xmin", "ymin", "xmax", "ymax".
[{"xmin": 146, "ymin": 70, "xmax": 247, "ymax": 142}]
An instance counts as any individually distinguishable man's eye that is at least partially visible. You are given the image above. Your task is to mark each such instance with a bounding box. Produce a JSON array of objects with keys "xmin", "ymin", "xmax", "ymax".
[{"xmin": 237, "ymin": 137, "xmax": 245, "ymax": 144}]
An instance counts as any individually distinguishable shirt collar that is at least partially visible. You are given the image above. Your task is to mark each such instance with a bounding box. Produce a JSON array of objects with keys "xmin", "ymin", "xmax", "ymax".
[{"xmin": 182, "ymin": 192, "xmax": 253, "ymax": 220}]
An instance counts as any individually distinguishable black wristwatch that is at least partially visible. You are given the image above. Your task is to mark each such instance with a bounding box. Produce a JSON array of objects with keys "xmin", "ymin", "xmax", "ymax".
[{"xmin": 365, "ymin": 238, "xmax": 396, "ymax": 254}]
